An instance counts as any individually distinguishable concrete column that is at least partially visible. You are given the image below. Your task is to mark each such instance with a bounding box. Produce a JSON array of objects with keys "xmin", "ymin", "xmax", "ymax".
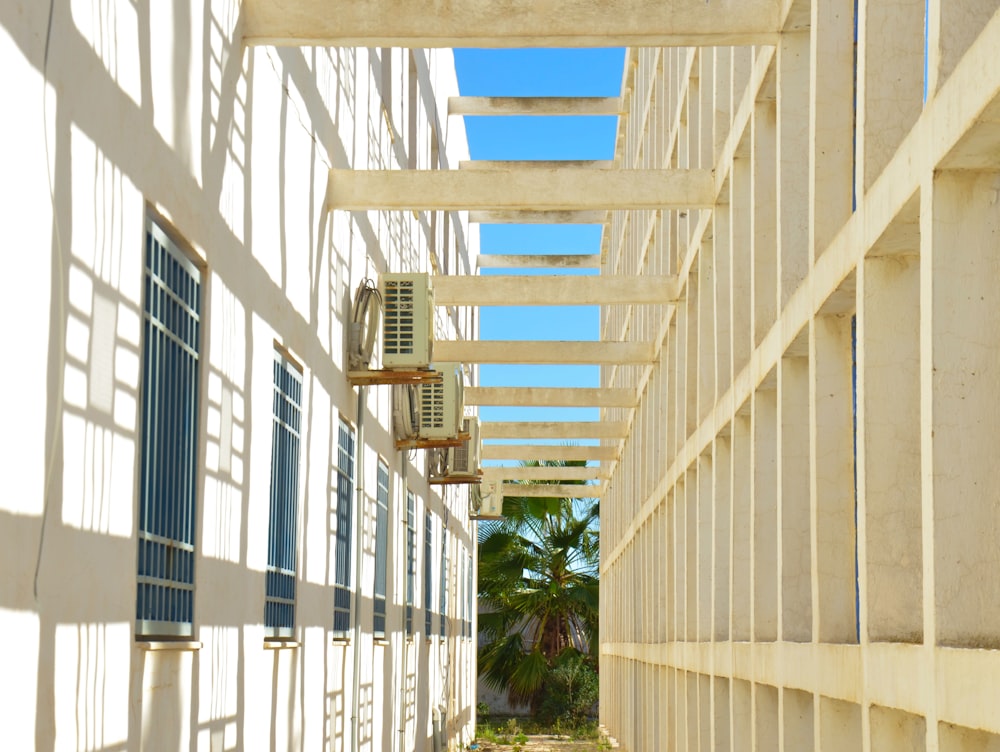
[
  {"xmin": 714, "ymin": 46, "xmax": 733, "ymax": 164},
  {"xmin": 714, "ymin": 676, "xmax": 732, "ymax": 752},
  {"xmin": 928, "ymin": 170, "xmax": 1000, "ymax": 650},
  {"xmin": 783, "ymin": 688, "xmax": 815, "ymax": 752},
  {"xmin": 755, "ymin": 683, "xmax": 780, "ymax": 751},
  {"xmin": 780, "ymin": 355, "xmax": 812, "ymax": 642},
  {"xmin": 714, "ymin": 209, "xmax": 734, "ymax": 396},
  {"xmin": 811, "ymin": 314, "xmax": 859, "ymax": 644},
  {"xmin": 698, "ymin": 454, "xmax": 714, "ymax": 641},
  {"xmin": 818, "ymin": 697, "xmax": 862, "ymax": 752},
  {"xmin": 754, "ymin": 385, "xmax": 779, "ymax": 643},
  {"xmin": 869, "ymin": 705, "xmax": 926, "ymax": 751},
  {"xmin": 928, "ymin": 0, "xmax": 1000, "ymax": 95},
  {"xmin": 733, "ymin": 679, "xmax": 752, "ymax": 752},
  {"xmin": 698, "ymin": 241, "xmax": 717, "ymax": 425},
  {"xmin": 857, "ymin": 0, "xmax": 925, "ymax": 193},
  {"xmin": 674, "ymin": 481, "xmax": 687, "ymax": 641},
  {"xmin": 714, "ymin": 436, "xmax": 733, "ymax": 641},
  {"xmin": 686, "ymin": 469, "xmax": 698, "ymax": 641},
  {"xmin": 752, "ymin": 101, "xmax": 779, "ymax": 346},
  {"xmin": 860, "ymin": 254, "xmax": 922, "ymax": 644},
  {"xmin": 686, "ymin": 278, "xmax": 701, "ymax": 438},
  {"xmin": 732, "ymin": 155, "xmax": 753, "ymax": 375},
  {"xmin": 778, "ymin": 31, "xmax": 812, "ymax": 304},
  {"xmin": 732, "ymin": 413, "xmax": 753, "ymax": 642},
  {"xmin": 810, "ymin": 0, "xmax": 855, "ymax": 258}
]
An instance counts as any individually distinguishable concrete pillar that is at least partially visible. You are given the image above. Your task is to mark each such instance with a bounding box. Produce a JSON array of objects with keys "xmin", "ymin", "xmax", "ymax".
[
  {"xmin": 870, "ymin": 705, "xmax": 926, "ymax": 751},
  {"xmin": 732, "ymin": 413, "xmax": 753, "ymax": 642},
  {"xmin": 732, "ymin": 154, "xmax": 753, "ymax": 375},
  {"xmin": 733, "ymin": 679, "xmax": 753, "ymax": 752},
  {"xmin": 928, "ymin": 0, "xmax": 1000, "ymax": 95},
  {"xmin": 755, "ymin": 683, "xmax": 780, "ymax": 751},
  {"xmin": 714, "ymin": 209, "xmax": 734, "ymax": 396},
  {"xmin": 860, "ymin": 253, "xmax": 923, "ymax": 643},
  {"xmin": 783, "ymin": 689, "xmax": 815, "ymax": 752},
  {"xmin": 928, "ymin": 170, "xmax": 1000, "ymax": 649},
  {"xmin": 819, "ymin": 697, "xmax": 863, "ymax": 751},
  {"xmin": 699, "ymin": 241, "xmax": 717, "ymax": 425},
  {"xmin": 778, "ymin": 30, "xmax": 812, "ymax": 304},
  {"xmin": 754, "ymin": 385, "xmax": 779, "ymax": 642},
  {"xmin": 714, "ymin": 676, "xmax": 732, "ymax": 752},
  {"xmin": 780, "ymin": 355, "xmax": 812, "ymax": 642},
  {"xmin": 697, "ymin": 456, "xmax": 714, "ymax": 641},
  {"xmin": 811, "ymin": 314, "xmax": 859, "ymax": 643},
  {"xmin": 810, "ymin": 0, "xmax": 855, "ymax": 258},
  {"xmin": 752, "ymin": 101, "xmax": 779, "ymax": 346},
  {"xmin": 857, "ymin": 0, "xmax": 925, "ymax": 192},
  {"xmin": 714, "ymin": 436, "xmax": 733, "ymax": 641}
]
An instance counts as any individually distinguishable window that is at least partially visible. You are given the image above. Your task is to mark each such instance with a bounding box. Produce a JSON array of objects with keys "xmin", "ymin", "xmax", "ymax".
[
  {"xmin": 439, "ymin": 528, "xmax": 448, "ymax": 637},
  {"xmin": 136, "ymin": 216, "xmax": 202, "ymax": 638},
  {"xmin": 424, "ymin": 511, "xmax": 433, "ymax": 636},
  {"xmin": 374, "ymin": 459, "xmax": 389, "ymax": 638},
  {"xmin": 334, "ymin": 417, "xmax": 355, "ymax": 635},
  {"xmin": 405, "ymin": 490, "xmax": 416, "ymax": 636},
  {"xmin": 265, "ymin": 350, "xmax": 302, "ymax": 639}
]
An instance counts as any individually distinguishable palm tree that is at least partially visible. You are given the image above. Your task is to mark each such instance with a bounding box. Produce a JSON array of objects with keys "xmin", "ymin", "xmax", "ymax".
[{"xmin": 477, "ymin": 460, "xmax": 599, "ymax": 711}]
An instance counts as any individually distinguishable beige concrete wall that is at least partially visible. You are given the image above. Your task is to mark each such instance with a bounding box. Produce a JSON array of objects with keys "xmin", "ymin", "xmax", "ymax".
[
  {"xmin": 0, "ymin": 4, "xmax": 477, "ymax": 750},
  {"xmin": 600, "ymin": 3, "xmax": 1000, "ymax": 750}
]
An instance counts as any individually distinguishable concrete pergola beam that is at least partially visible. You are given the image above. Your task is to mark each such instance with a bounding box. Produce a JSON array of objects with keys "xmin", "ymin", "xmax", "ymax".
[
  {"xmin": 502, "ymin": 483, "xmax": 602, "ymax": 499},
  {"xmin": 459, "ymin": 160, "xmax": 616, "ymax": 170},
  {"xmin": 476, "ymin": 254, "xmax": 602, "ymax": 269},
  {"xmin": 243, "ymin": 0, "xmax": 782, "ymax": 48},
  {"xmin": 469, "ymin": 211, "xmax": 608, "ymax": 224},
  {"xmin": 483, "ymin": 466, "xmax": 608, "ymax": 482},
  {"xmin": 433, "ymin": 275, "xmax": 679, "ymax": 306},
  {"xmin": 433, "ymin": 340, "xmax": 653, "ymax": 365},
  {"xmin": 450, "ymin": 97, "xmax": 624, "ymax": 116},
  {"xmin": 482, "ymin": 421, "xmax": 628, "ymax": 440},
  {"xmin": 327, "ymin": 169, "xmax": 716, "ymax": 211},
  {"xmin": 482, "ymin": 445, "xmax": 618, "ymax": 462},
  {"xmin": 466, "ymin": 387, "xmax": 637, "ymax": 408}
]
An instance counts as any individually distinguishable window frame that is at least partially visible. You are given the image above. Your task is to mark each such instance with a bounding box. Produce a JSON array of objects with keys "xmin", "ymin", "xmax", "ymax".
[
  {"xmin": 264, "ymin": 347, "xmax": 303, "ymax": 640},
  {"xmin": 373, "ymin": 458, "xmax": 390, "ymax": 638},
  {"xmin": 135, "ymin": 214, "xmax": 204, "ymax": 640},
  {"xmin": 405, "ymin": 489, "xmax": 416, "ymax": 637},
  {"xmin": 333, "ymin": 415, "xmax": 356, "ymax": 637}
]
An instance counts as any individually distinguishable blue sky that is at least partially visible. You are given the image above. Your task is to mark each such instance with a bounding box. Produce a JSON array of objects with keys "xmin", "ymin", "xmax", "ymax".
[{"xmin": 453, "ymin": 49, "xmax": 625, "ymax": 436}]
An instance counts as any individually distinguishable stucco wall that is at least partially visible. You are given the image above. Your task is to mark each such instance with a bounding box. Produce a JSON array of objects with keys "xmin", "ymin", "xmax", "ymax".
[{"xmin": 0, "ymin": 2, "xmax": 477, "ymax": 750}]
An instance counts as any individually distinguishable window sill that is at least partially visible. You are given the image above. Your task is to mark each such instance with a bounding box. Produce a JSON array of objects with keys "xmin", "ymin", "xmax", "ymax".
[
  {"xmin": 137, "ymin": 640, "xmax": 202, "ymax": 652},
  {"xmin": 332, "ymin": 635, "xmax": 351, "ymax": 644},
  {"xmin": 374, "ymin": 636, "xmax": 389, "ymax": 646},
  {"xmin": 264, "ymin": 640, "xmax": 300, "ymax": 650}
]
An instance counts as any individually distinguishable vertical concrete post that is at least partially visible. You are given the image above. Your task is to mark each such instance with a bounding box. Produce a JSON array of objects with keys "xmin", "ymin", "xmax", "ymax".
[
  {"xmin": 811, "ymin": 314, "xmax": 858, "ymax": 644},
  {"xmin": 752, "ymin": 102, "xmax": 779, "ymax": 346},
  {"xmin": 754, "ymin": 385, "xmax": 780, "ymax": 643},
  {"xmin": 780, "ymin": 355, "xmax": 812, "ymax": 642},
  {"xmin": 860, "ymin": 253, "xmax": 922, "ymax": 643},
  {"xmin": 810, "ymin": 0, "xmax": 855, "ymax": 259},
  {"xmin": 927, "ymin": 170, "xmax": 1000, "ymax": 649},
  {"xmin": 856, "ymin": 0, "xmax": 925, "ymax": 192}
]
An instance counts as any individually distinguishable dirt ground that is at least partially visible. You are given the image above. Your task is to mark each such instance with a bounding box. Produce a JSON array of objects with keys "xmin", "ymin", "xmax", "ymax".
[{"xmin": 471, "ymin": 734, "xmax": 611, "ymax": 751}]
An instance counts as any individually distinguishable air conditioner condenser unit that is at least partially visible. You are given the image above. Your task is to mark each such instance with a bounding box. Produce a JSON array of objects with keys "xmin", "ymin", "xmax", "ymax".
[
  {"xmin": 418, "ymin": 363, "xmax": 464, "ymax": 439},
  {"xmin": 470, "ymin": 479, "xmax": 504, "ymax": 520},
  {"xmin": 380, "ymin": 272, "xmax": 433, "ymax": 369},
  {"xmin": 447, "ymin": 417, "xmax": 481, "ymax": 478}
]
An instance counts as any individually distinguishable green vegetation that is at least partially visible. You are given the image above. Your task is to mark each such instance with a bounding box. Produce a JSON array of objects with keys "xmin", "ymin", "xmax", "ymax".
[{"xmin": 477, "ymin": 460, "xmax": 600, "ymax": 721}]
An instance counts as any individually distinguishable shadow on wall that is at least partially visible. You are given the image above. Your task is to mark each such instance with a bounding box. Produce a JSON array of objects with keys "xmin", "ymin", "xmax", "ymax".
[{"xmin": 0, "ymin": 0, "xmax": 388, "ymax": 747}]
